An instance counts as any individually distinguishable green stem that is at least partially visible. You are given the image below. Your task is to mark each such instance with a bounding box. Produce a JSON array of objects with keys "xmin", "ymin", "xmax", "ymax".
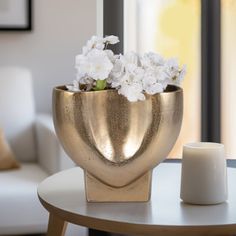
[{"xmin": 94, "ymin": 79, "xmax": 107, "ymax": 91}]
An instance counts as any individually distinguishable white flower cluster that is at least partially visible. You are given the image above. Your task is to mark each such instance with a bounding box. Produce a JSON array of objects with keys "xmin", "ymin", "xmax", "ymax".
[{"xmin": 67, "ymin": 35, "xmax": 186, "ymax": 102}]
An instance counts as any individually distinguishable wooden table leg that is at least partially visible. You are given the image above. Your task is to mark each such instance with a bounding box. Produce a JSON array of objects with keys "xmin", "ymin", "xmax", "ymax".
[{"xmin": 47, "ymin": 213, "xmax": 67, "ymax": 236}]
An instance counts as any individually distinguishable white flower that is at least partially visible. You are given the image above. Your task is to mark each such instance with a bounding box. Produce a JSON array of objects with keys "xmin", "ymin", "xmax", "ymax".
[
  {"xmin": 114, "ymin": 59, "xmax": 145, "ymax": 102},
  {"xmin": 154, "ymin": 67, "xmax": 169, "ymax": 81},
  {"xmin": 169, "ymin": 64, "xmax": 187, "ymax": 86},
  {"xmin": 104, "ymin": 35, "xmax": 119, "ymax": 45},
  {"xmin": 118, "ymin": 80, "xmax": 145, "ymax": 102},
  {"xmin": 109, "ymin": 59, "xmax": 124, "ymax": 86},
  {"xmin": 140, "ymin": 52, "xmax": 174, "ymax": 90},
  {"xmin": 66, "ymin": 80, "xmax": 80, "ymax": 92},
  {"xmin": 86, "ymin": 49, "xmax": 113, "ymax": 80},
  {"xmin": 140, "ymin": 54, "xmax": 186, "ymax": 90},
  {"xmin": 145, "ymin": 82, "xmax": 164, "ymax": 95},
  {"xmin": 165, "ymin": 58, "xmax": 179, "ymax": 78},
  {"xmin": 72, "ymin": 35, "xmax": 186, "ymax": 102},
  {"xmin": 141, "ymin": 52, "xmax": 165, "ymax": 68},
  {"xmin": 142, "ymin": 73, "xmax": 164, "ymax": 95},
  {"xmin": 82, "ymin": 36, "xmax": 105, "ymax": 55},
  {"xmin": 110, "ymin": 52, "xmax": 140, "ymax": 85},
  {"xmin": 76, "ymin": 49, "xmax": 113, "ymax": 81}
]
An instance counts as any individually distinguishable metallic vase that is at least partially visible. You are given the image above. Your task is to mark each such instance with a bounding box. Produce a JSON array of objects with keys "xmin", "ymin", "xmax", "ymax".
[{"xmin": 52, "ymin": 85, "xmax": 183, "ymax": 202}]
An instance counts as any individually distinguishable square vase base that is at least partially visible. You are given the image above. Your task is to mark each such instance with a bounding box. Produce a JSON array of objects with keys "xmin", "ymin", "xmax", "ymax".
[{"xmin": 85, "ymin": 171, "xmax": 152, "ymax": 202}]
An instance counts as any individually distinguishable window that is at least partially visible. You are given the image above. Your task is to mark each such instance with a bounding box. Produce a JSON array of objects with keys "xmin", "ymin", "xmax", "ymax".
[
  {"xmin": 124, "ymin": 0, "xmax": 201, "ymax": 158},
  {"xmin": 221, "ymin": 0, "xmax": 236, "ymax": 158},
  {"xmin": 103, "ymin": 0, "xmax": 236, "ymax": 160}
]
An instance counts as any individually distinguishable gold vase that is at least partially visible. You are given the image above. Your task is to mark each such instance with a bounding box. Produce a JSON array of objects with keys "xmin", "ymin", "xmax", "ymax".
[{"xmin": 52, "ymin": 85, "xmax": 183, "ymax": 202}]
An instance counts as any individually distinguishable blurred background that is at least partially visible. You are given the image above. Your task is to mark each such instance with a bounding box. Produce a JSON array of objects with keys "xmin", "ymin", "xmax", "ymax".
[
  {"xmin": 1, "ymin": 0, "xmax": 235, "ymax": 160},
  {"xmin": 0, "ymin": 0, "xmax": 235, "ymax": 235},
  {"xmin": 1, "ymin": 0, "xmax": 235, "ymax": 159},
  {"xmin": 123, "ymin": 0, "xmax": 236, "ymax": 160},
  {"xmin": 0, "ymin": 0, "xmax": 96, "ymax": 114}
]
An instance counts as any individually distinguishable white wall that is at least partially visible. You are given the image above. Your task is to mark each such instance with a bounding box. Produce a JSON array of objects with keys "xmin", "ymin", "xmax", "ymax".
[{"xmin": 0, "ymin": 0, "xmax": 97, "ymax": 113}]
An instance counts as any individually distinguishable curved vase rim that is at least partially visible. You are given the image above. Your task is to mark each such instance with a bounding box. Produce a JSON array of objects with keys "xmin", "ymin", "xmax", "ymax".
[{"xmin": 54, "ymin": 84, "xmax": 183, "ymax": 95}]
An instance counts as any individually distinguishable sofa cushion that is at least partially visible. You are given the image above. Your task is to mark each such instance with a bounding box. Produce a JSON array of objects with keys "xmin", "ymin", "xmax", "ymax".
[
  {"xmin": 0, "ymin": 67, "xmax": 36, "ymax": 162},
  {"xmin": 0, "ymin": 163, "xmax": 48, "ymax": 235},
  {"xmin": 0, "ymin": 128, "xmax": 20, "ymax": 170}
]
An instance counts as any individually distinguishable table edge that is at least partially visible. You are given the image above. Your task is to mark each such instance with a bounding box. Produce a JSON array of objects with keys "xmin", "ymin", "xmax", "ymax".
[{"xmin": 38, "ymin": 192, "xmax": 236, "ymax": 236}]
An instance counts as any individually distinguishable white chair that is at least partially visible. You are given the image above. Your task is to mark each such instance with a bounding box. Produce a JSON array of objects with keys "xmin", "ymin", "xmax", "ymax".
[{"xmin": 0, "ymin": 67, "xmax": 75, "ymax": 235}]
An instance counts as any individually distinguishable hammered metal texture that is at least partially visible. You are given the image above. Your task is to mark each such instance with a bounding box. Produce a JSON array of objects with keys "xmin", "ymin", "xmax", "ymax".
[{"xmin": 53, "ymin": 85, "xmax": 183, "ymax": 187}]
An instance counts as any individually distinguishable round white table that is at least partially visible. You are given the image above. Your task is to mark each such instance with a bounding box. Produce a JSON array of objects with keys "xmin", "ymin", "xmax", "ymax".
[{"xmin": 38, "ymin": 163, "xmax": 236, "ymax": 236}]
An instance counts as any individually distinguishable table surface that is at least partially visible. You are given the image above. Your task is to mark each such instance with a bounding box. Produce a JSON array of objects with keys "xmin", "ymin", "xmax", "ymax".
[{"xmin": 38, "ymin": 163, "xmax": 236, "ymax": 236}]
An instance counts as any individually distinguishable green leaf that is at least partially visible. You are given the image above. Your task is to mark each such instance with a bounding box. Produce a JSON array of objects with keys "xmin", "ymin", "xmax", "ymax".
[{"xmin": 94, "ymin": 79, "xmax": 107, "ymax": 91}]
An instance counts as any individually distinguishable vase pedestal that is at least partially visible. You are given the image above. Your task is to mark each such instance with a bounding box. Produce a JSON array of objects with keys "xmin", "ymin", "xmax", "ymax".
[{"xmin": 85, "ymin": 171, "xmax": 152, "ymax": 202}]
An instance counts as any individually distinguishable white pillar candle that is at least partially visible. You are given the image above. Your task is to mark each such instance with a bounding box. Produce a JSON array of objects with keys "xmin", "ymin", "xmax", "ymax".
[{"xmin": 180, "ymin": 142, "xmax": 228, "ymax": 205}]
